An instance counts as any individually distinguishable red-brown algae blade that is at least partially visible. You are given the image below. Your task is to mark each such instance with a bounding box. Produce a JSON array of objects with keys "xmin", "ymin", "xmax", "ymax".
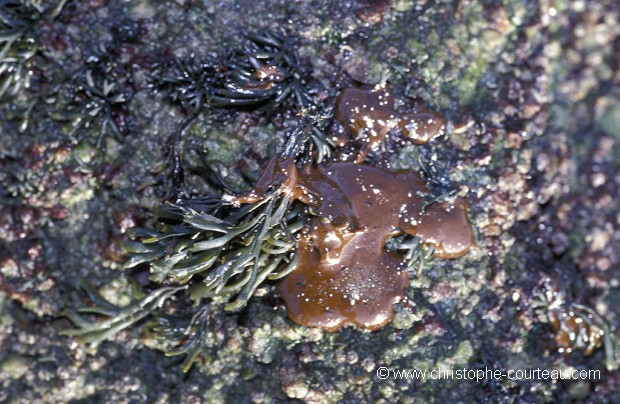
[
  {"xmin": 226, "ymin": 157, "xmax": 298, "ymax": 205},
  {"xmin": 334, "ymin": 86, "xmax": 395, "ymax": 130},
  {"xmin": 278, "ymin": 162, "xmax": 469, "ymax": 331},
  {"xmin": 334, "ymin": 86, "xmax": 445, "ymax": 151},
  {"xmin": 334, "ymin": 86, "xmax": 398, "ymax": 158},
  {"xmin": 414, "ymin": 198, "xmax": 474, "ymax": 259},
  {"xmin": 277, "ymin": 229, "xmax": 408, "ymax": 332},
  {"xmin": 399, "ymin": 111, "xmax": 446, "ymax": 144}
]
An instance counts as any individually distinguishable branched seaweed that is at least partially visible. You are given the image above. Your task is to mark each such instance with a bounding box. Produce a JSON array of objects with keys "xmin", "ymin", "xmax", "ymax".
[
  {"xmin": 0, "ymin": 0, "xmax": 41, "ymax": 101},
  {"xmin": 51, "ymin": 46, "xmax": 132, "ymax": 161},
  {"xmin": 416, "ymin": 148, "xmax": 459, "ymax": 208},
  {"xmin": 153, "ymin": 29, "xmax": 314, "ymax": 115},
  {"xmin": 61, "ymin": 279, "xmax": 184, "ymax": 348},
  {"xmin": 147, "ymin": 306, "xmax": 220, "ymax": 372},
  {"xmin": 0, "ymin": 0, "xmax": 66, "ymax": 102},
  {"xmin": 64, "ymin": 180, "xmax": 307, "ymax": 367},
  {"xmin": 124, "ymin": 191, "xmax": 305, "ymax": 311},
  {"xmin": 210, "ymin": 30, "xmax": 314, "ymax": 114},
  {"xmin": 154, "ymin": 30, "xmax": 323, "ymax": 200},
  {"xmin": 280, "ymin": 106, "xmax": 334, "ymax": 164},
  {"xmin": 151, "ymin": 53, "xmax": 225, "ymax": 114},
  {"xmin": 385, "ymin": 234, "xmax": 435, "ymax": 273}
]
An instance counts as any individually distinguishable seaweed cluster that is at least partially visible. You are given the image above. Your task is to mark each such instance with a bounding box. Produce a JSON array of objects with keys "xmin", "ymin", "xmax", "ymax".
[
  {"xmin": 152, "ymin": 30, "xmax": 331, "ymax": 199},
  {"xmin": 63, "ymin": 30, "xmax": 473, "ymax": 370},
  {"xmin": 0, "ymin": 0, "xmax": 40, "ymax": 101},
  {"xmin": 123, "ymin": 178, "xmax": 305, "ymax": 312},
  {"xmin": 153, "ymin": 53, "xmax": 223, "ymax": 114},
  {"xmin": 51, "ymin": 47, "xmax": 133, "ymax": 160},
  {"xmin": 154, "ymin": 30, "xmax": 312, "ymax": 115},
  {"xmin": 0, "ymin": 0, "xmax": 65, "ymax": 102},
  {"xmin": 211, "ymin": 30, "xmax": 313, "ymax": 113}
]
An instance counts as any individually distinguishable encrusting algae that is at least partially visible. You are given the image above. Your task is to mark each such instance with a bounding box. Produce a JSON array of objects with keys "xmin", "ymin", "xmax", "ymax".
[{"xmin": 232, "ymin": 85, "xmax": 474, "ymax": 331}]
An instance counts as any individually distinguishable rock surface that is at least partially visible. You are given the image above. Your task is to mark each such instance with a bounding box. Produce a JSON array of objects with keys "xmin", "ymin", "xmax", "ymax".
[{"xmin": 1, "ymin": 0, "xmax": 619, "ymax": 402}]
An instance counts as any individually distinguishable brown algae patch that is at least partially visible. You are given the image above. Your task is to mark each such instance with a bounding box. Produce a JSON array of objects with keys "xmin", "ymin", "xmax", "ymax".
[
  {"xmin": 241, "ymin": 157, "xmax": 474, "ymax": 331},
  {"xmin": 334, "ymin": 86, "xmax": 446, "ymax": 162},
  {"xmin": 278, "ymin": 162, "xmax": 473, "ymax": 331}
]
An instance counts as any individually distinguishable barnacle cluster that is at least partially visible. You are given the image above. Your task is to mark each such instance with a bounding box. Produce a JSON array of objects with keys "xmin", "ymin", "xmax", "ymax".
[{"xmin": 64, "ymin": 30, "xmax": 474, "ymax": 369}]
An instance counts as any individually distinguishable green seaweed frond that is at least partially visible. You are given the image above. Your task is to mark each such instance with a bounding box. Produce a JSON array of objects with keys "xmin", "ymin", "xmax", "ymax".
[
  {"xmin": 61, "ymin": 279, "xmax": 184, "ymax": 348},
  {"xmin": 125, "ymin": 190, "xmax": 305, "ymax": 311},
  {"xmin": 0, "ymin": 0, "xmax": 40, "ymax": 101},
  {"xmin": 0, "ymin": 0, "xmax": 66, "ymax": 102},
  {"xmin": 63, "ymin": 185, "xmax": 307, "ymax": 358},
  {"xmin": 147, "ymin": 306, "xmax": 217, "ymax": 372}
]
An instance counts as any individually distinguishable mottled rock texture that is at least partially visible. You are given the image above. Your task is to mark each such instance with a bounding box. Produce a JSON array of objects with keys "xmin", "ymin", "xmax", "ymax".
[{"xmin": 1, "ymin": 0, "xmax": 619, "ymax": 402}]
